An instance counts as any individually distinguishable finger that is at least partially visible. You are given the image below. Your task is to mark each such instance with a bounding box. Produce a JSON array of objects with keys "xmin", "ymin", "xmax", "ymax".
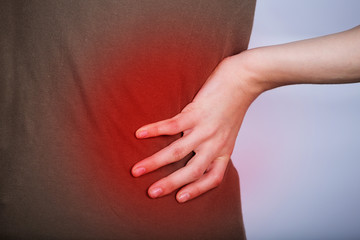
[
  {"xmin": 176, "ymin": 156, "xmax": 229, "ymax": 203},
  {"xmin": 132, "ymin": 132, "xmax": 202, "ymax": 177},
  {"xmin": 147, "ymin": 149, "xmax": 216, "ymax": 198},
  {"xmin": 135, "ymin": 112, "xmax": 195, "ymax": 138}
]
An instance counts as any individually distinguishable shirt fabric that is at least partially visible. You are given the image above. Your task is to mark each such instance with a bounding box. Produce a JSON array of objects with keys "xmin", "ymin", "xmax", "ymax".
[{"xmin": 0, "ymin": 1, "xmax": 256, "ymax": 239}]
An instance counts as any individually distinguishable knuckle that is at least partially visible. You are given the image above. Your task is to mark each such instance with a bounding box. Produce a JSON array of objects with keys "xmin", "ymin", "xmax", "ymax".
[
  {"xmin": 167, "ymin": 118, "xmax": 180, "ymax": 131},
  {"xmin": 189, "ymin": 166, "xmax": 204, "ymax": 180},
  {"xmin": 211, "ymin": 173, "xmax": 224, "ymax": 187},
  {"xmin": 171, "ymin": 146, "xmax": 184, "ymax": 160},
  {"xmin": 217, "ymin": 132, "xmax": 229, "ymax": 148},
  {"xmin": 152, "ymin": 125, "xmax": 160, "ymax": 136},
  {"xmin": 151, "ymin": 157, "xmax": 163, "ymax": 168},
  {"xmin": 141, "ymin": 157, "xmax": 160, "ymax": 171},
  {"xmin": 217, "ymin": 154, "xmax": 231, "ymax": 163},
  {"xmin": 203, "ymin": 125, "xmax": 217, "ymax": 139},
  {"xmin": 190, "ymin": 185, "xmax": 201, "ymax": 197},
  {"xmin": 161, "ymin": 177, "xmax": 175, "ymax": 192},
  {"xmin": 181, "ymin": 103, "xmax": 196, "ymax": 114},
  {"xmin": 218, "ymin": 138, "xmax": 227, "ymax": 150}
]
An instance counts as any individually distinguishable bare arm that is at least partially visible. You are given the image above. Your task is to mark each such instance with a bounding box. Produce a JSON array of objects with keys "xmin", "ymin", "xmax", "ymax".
[
  {"xmin": 233, "ymin": 25, "xmax": 360, "ymax": 94},
  {"xmin": 132, "ymin": 26, "xmax": 360, "ymax": 203}
]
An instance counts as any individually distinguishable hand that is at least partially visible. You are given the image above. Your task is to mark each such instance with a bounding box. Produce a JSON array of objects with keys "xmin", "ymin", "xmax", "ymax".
[{"xmin": 131, "ymin": 56, "xmax": 259, "ymax": 203}]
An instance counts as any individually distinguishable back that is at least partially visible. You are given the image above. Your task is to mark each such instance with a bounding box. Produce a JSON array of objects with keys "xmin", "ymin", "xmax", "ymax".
[{"xmin": 0, "ymin": 1, "xmax": 256, "ymax": 239}]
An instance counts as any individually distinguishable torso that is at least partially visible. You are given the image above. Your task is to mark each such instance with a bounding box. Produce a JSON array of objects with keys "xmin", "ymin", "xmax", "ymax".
[{"xmin": 0, "ymin": 1, "xmax": 256, "ymax": 239}]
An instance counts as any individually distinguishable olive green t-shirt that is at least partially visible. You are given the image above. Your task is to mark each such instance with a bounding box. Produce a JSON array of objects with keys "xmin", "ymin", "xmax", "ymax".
[{"xmin": 0, "ymin": 1, "xmax": 256, "ymax": 239}]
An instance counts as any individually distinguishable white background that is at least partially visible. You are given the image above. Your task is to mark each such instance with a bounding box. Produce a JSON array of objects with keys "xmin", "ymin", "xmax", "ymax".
[{"xmin": 233, "ymin": 1, "xmax": 360, "ymax": 239}]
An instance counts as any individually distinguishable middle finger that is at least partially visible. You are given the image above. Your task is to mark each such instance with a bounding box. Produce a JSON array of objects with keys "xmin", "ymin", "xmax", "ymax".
[{"xmin": 132, "ymin": 133, "xmax": 201, "ymax": 177}]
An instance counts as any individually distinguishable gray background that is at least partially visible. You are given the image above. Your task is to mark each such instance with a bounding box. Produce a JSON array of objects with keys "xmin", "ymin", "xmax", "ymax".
[{"xmin": 233, "ymin": 0, "xmax": 360, "ymax": 239}]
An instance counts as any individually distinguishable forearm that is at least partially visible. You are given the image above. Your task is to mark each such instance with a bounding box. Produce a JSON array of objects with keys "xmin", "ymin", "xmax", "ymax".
[{"xmin": 230, "ymin": 25, "xmax": 360, "ymax": 94}]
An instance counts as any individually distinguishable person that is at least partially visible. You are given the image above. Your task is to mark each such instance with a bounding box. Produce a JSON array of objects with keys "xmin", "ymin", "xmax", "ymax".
[
  {"xmin": 0, "ymin": 0, "xmax": 255, "ymax": 239},
  {"xmin": 1, "ymin": 1, "xmax": 359, "ymax": 240},
  {"xmin": 132, "ymin": 25, "xmax": 360, "ymax": 203}
]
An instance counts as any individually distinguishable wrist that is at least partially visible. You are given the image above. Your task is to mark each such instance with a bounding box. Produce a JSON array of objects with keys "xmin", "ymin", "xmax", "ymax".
[{"xmin": 225, "ymin": 48, "xmax": 278, "ymax": 95}]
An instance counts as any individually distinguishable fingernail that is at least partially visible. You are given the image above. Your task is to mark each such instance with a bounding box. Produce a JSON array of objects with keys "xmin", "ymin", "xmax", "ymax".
[
  {"xmin": 133, "ymin": 167, "xmax": 146, "ymax": 177},
  {"xmin": 178, "ymin": 192, "xmax": 190, "ymax": 203},
  {"xmin": 137, "ymin": 130, "xmax": 148, "ymax": 138},
  {"xmin": 149, "ymin": 187, "xmax": 163, "ymax": 198}
]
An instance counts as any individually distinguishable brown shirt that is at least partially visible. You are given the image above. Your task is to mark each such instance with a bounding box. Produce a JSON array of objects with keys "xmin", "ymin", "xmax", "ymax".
[{"xmin": 0, "ymin": 1, "xmax": 256, "ymax": 239}]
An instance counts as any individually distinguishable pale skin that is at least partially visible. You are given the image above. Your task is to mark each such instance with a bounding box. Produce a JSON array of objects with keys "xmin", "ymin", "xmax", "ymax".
[{"xmin": 132, "ymin": 25, "xmax": 360, "ymax": 203}]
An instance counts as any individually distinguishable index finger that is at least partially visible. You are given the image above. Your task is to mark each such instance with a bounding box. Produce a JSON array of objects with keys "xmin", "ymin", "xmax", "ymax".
[{"xmin": 135, "ymin": 112, "xmax": 195, "ymax": 138}]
